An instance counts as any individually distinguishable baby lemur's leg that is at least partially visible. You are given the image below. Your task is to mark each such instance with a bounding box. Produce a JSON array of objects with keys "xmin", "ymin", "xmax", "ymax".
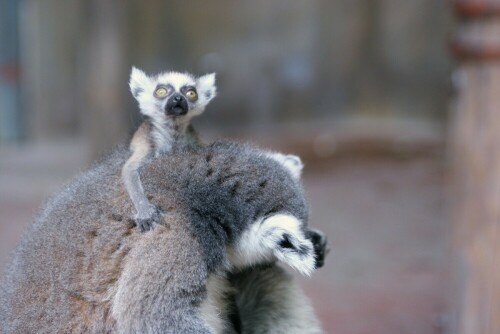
[{"xmin": 122, "ymin": 124, "xmax": 163, "ymax": 232}]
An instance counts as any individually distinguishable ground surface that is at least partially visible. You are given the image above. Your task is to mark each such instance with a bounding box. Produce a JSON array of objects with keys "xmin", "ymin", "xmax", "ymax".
[{"xmin": 0, "ymin": 141, "xmax": 447, "ymax": 334}]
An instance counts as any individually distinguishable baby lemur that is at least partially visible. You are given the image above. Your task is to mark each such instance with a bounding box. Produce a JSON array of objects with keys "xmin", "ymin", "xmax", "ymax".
[{"xmin": 124, "ymin": 67, "xmax": 216, "ymax": 232}]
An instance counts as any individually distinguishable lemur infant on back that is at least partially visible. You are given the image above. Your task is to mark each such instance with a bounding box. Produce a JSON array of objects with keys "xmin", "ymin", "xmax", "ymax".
[{"xmin": 124, "ymin": 67, "xmax": 216, "ymax": 231}]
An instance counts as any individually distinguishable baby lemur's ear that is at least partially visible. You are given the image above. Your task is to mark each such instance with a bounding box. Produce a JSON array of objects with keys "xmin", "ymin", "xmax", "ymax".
[
  {"xmin": 266, "ymin": 152, "xmax": 304, "ymax": 180},
  {"xmin": 197, "ymin": 73, "xmax": 217, "ymax": 104},
  {"xmin": 129, "ymin": 67, "xmax": 152, "ymax": 99}
]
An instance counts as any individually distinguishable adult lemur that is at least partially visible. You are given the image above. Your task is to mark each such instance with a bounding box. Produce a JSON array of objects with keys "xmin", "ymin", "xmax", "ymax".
[
  {"xmin": 1, "ymin": 142, "xmax": 323, "ymax": 333},
  {"xmin": 124, "ymin": 67, "xmax": 328, "ymax": 266}
]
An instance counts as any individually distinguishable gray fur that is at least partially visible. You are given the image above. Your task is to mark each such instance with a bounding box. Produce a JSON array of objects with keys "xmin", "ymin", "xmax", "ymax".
[
  {"xmin": 1, "ymin": 142, "xmax": 321, "ymax": 333},
  {"xmin": 231, "ymin": 265, "xmax": 323, "ymax": 334}
]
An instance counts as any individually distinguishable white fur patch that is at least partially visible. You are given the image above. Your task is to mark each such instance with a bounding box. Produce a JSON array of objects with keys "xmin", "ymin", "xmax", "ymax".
[
  {"xmin": 130, "ymin": 67, "xmax": 153, "ymax": 93},
  {"xmin": 265, "ymin": 152, "xmax": 304, "ymax": 180},
  {"xmin": 228, "ymin": 214, "xmax": 315, "ymax": 276},
  {"xmin": 197, "ymin": 73, "xmax": 216, "ymax": 99},
  {"xmin": 156, "ymin": 71, "xmax": 196, "ymax": 91},
  {"xmin": 199, "ymin": 273, "xmax": 230, "ymax": 334}
]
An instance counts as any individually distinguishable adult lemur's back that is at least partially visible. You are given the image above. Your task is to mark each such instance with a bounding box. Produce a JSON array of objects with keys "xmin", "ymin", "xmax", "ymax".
[
  {"xmin": 0, "ymin": 148, "xmax": 130, "ymax": 333},
  {"xmin": 1, "ymin": 142, "xmax": 322, "ymax": 334}
]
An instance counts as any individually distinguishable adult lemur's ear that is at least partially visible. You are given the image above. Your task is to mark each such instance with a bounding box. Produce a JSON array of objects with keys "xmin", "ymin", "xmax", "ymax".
[
  {"xmin": 197, "ymin": 73, "xmax": 217, "ymax": 104},
  {"xmin": 129, "ymin": 67, "xmax": 152, "ymax": 99},
  {"xmin": 266, "ymin": 152, "xmax": 304, "ymax": 180}
]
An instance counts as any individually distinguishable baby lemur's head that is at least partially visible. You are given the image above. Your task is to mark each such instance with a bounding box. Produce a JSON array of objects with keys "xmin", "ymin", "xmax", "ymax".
[{"xmin": 129, "ymin": 67, "xmax": 216, "ymax": 122}]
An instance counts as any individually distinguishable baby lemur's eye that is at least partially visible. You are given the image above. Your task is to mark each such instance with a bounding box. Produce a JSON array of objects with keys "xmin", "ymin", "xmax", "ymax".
[
  {"xmin": 154, "ymin": 87, "xmax": 168, "ymax": 98},
  {"xmin": 185, "ymin": 89, "xmax": 198, "ymax": 100}
]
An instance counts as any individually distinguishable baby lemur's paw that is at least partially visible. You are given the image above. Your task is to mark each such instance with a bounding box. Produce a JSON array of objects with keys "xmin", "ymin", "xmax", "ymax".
[
  {"xmin": 134, "ymin": 205, "xmax": 164, "ymax": 232},
  {"xmin": 306, "ymin": 228, "xmax": 329, "ymax": 268}
]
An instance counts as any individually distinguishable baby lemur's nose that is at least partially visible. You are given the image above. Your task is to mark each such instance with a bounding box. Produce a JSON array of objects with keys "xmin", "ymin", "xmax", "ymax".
[{"xmin": 166, "ymin": 93, "xmax": 189, "ymax": 116}]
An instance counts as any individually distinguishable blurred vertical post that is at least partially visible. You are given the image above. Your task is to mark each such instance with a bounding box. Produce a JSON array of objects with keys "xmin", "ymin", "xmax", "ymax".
[
  {"xmin": 19, "ymin": 0, "xmax": 82, "ymax": 142},
  {"xmin": 0, "ymin": 0, "xmax": 21, "ymax": 141},
  {"xmin": 450, "ymin": 1, "xmax": 500, "ymax": 333},
  {"xmin": 83, "ymin": 0, "xmax": 129, "ymax": 158}
]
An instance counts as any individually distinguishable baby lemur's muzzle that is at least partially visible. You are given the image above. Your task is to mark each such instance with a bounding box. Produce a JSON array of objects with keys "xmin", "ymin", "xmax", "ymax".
[{"xmin": 166, "ymin": 93, "xmax": 189, "ymax": 116}]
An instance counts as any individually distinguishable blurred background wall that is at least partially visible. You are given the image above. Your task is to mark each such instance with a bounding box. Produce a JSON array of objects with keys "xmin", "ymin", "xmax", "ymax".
[{"xmin": 0, "ymin": 0, "xmax": 451, "ymax": 156}]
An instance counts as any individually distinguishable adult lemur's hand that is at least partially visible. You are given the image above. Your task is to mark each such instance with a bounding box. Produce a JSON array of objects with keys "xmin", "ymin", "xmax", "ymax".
[{"xmin": 306, "ymin": 228, "xmax": 329, "ymax": 268}]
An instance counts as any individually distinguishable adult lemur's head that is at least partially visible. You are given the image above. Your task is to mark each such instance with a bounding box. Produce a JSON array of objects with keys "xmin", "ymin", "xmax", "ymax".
[{"xmin": 129, "ymin": 67, "xmax": 216, "ymax": 121}]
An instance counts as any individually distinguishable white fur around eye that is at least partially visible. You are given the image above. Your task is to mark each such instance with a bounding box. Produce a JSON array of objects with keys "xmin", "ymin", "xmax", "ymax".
[{"xmin": 228, "ymin": 214, "xmax": 315, "ymax": 276}]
